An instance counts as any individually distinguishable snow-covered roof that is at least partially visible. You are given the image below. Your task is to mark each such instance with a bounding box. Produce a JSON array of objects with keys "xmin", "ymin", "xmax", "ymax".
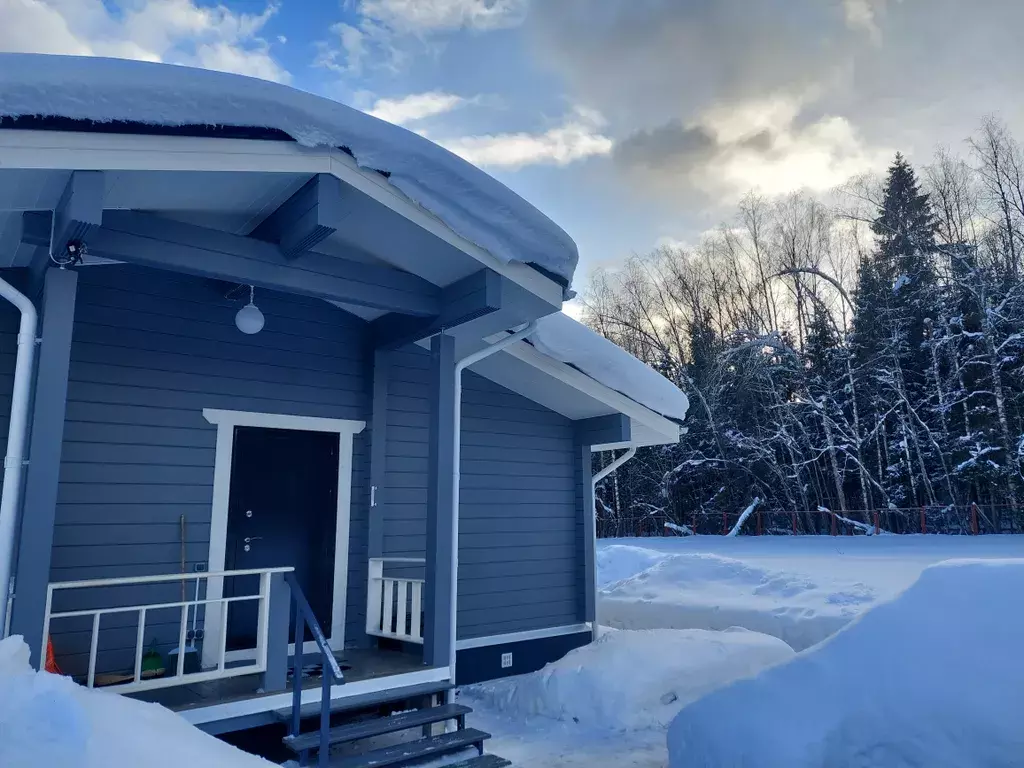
[
  {"xmin": 0, "ymin": 54, "xmax": 578, "ymax": 287},
  {"xmin": 531, "ymin": 312, "xmax": 690, "ymax": 423}
]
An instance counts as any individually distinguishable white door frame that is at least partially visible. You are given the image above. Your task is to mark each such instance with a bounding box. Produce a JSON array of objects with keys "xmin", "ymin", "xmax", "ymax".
[{"xmin": 200, "ymin": 408, "xmax": 366, "ymax": 670}]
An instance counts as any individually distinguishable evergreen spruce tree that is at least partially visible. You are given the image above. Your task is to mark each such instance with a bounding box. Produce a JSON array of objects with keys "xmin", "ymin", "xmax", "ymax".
[
  {"xmin": 871, "ymin": 153, "xmax": 940, "ymax": 388},
  {"xmin": 805, "ymin": 302, "xmax": 839, "ymax": 377}
]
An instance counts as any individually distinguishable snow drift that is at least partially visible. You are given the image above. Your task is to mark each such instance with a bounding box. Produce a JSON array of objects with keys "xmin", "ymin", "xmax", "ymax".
[
  {"xmin": 600, "ymin": 551, "xmax": 875, "ymax": 651},
  {"xmin": 465, "ymin": 628, "xmax": 793, "ymax": 732},
  {"xmin": 0, "ymin": 54, "xmax": 577, "ymax": 286},
  {"xmin": 0, "ymin": 636, "xmax": 269, "ymax": 768},
  {"xmin": 596, "ymin": 544, "xmax": 671, "ymax": 588},
  {"xmin": 668, "ymin": 559, "xmax": 1024, "ymax": 768}
]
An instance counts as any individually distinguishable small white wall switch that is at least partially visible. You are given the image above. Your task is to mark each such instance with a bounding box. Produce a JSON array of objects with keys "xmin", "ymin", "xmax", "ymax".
[{"xmin": 501, "ymin": 652, "xmax": 513, "ymax": 669}]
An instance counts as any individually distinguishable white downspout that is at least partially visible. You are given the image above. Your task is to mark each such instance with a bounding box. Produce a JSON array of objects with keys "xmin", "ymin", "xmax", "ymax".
[
  {"xmin": 590, "ymin": 445, "xmax": 636, "ymax": 641},
  {"xmin": 448, "ymin": 321, "xmax": 537, "ymax": 681},
  {"xmin": 0, "ymin": 278, "xmax": 38, "ymax": 637}
]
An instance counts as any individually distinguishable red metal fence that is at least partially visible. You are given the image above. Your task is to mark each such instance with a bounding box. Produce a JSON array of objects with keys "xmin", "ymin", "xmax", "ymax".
[{"xmin": 597, "ymin": 504, "xmax": 1023, "ymax": 538}]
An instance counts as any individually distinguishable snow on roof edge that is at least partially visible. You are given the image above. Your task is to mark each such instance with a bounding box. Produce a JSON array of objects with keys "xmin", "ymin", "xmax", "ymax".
[
  {"xmin": 0, "ymin": 54, "xmax": 579, "ymax": 288},
  {"xmin": 530, "ymin": 313, "xmax": 690, "ymax": 426}
]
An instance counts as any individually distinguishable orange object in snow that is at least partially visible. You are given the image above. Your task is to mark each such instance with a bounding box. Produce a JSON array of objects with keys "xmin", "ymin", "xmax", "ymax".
[{"xmin": 44, "ymin": 637, "xmax": 62, "ymax": 675}]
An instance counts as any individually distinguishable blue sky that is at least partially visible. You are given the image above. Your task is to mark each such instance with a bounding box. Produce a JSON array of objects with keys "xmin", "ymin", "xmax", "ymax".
[{"xmin": 4, "ymin": 0, "xmax": 1024, "ymax": 290}]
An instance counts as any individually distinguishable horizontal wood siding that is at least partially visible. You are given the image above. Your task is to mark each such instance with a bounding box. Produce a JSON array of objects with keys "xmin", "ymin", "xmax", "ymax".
[
  {"xmin": 49, "ymin": 265, "xmax": 371, "ymax": 677},
  {"xmin": 384, "ymin": 346, "xmax": 580, "ymax": 640}
]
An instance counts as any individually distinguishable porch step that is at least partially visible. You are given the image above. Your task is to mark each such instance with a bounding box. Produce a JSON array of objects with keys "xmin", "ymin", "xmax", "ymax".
[
  {"xmin": 443, "ymin": 754, "xmax": 513, "ymax": 768},
  {"xmin": 283, "ymin": 703, "xmax": 471, "ymax": 754},
  {"xmin": 333, "ymin": 727, "xmax": 491, "ymax": 768},
  {"xmin": 272, "ymin": 680, "xmax": 452, "ymax": 722}
]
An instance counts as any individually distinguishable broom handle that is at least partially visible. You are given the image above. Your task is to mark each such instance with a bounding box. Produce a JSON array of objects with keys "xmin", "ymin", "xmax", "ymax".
[{"xmin": 191, "ymin": 574, "xmax": 200, "ymax": 634}]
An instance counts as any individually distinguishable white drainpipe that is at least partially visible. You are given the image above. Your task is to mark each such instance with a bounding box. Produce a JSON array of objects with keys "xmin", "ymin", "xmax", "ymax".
[
  {"xmin": 0, "ymin": 278, "xmax": 38, "ymax": 637},
  {"xmin": 449, "ymin": 321, "xmax": 537, "ymax": 680},
  {"xmin": 590, "ymin": 445, "xmax": 637, "ymax": 640}
]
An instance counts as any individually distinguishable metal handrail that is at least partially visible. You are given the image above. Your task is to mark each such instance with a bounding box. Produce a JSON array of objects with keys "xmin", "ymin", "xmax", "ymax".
[{"xmin": 284, "ymin": 572, "xmax": 343, "ymax": 768}]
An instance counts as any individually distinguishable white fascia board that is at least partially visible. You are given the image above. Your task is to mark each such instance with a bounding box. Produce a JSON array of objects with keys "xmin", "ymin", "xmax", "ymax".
[
  {"xmin": 456, "ymin": 623, "xmax": 592, "ymax": 650},
  {"xmin": 0, "ymin": 129, "xmax": 564, "ymax": 308},
  {"xmin": 498, "ymin": 339, "xmax": 681, "ymax": 445}
]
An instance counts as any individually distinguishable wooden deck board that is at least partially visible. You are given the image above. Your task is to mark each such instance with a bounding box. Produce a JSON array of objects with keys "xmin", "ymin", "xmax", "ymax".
[{"xmin": 128, "ymin": 647, "xmax": 429, "ymax": 712}]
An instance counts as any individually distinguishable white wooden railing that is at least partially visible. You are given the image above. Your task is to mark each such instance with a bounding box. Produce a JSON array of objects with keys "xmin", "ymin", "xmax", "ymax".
[
  {"xmin": 42, "ymin": 566, "xmax": 293, "ymax": 694},
  {"xmin": 365, "ymin": 557, "xmax": 425, "ymax": 644}
]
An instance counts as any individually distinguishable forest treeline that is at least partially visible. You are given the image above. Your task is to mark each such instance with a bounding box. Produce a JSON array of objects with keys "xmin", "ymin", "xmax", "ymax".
[{"xmin": 587, "ymin": 117, "xmax": 1024, "ymax": 534}]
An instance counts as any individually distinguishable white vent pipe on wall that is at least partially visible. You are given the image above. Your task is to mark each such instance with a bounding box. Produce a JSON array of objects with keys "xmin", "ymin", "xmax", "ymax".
[
  {"xmin": 591, "ymin": 445, "xmax": 637, "ymax": 641},
  {"xmin": 448, "ymin": 321, "xmax": 537, "ymax": 679},
  {"xmin": 0, "ymin": 278, "xmax": 37, "ymax": 636}
]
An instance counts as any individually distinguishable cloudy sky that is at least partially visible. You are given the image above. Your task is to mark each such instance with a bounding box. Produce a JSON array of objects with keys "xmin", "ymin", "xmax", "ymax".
[{"xmin": 3, "ymin": 0, "xmax": 1023, "ymax": 284}]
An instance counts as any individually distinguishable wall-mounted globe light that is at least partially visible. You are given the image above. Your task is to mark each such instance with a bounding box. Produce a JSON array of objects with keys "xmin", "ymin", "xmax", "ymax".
[{"xmin": 235, "ymin": 285, "xmax": 265, "ymax": 335}]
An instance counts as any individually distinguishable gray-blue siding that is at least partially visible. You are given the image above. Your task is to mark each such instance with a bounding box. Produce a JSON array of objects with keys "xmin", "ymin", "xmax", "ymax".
[
  {"xmin": 49, "ymin": 265, "xmax": 371, "ymax": 677},
  {"xmin": 0, "ymin": 264, "xmax": 584, "ymax": 677},
  {"xmin": 384, "ymin": 347, "xmax": 581, "ymax": 640}
]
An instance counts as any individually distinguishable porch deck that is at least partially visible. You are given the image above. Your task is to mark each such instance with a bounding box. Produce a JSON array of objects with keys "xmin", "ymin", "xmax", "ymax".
[{"xmin": 128, "ymin": 647, "xmax": 433, "ymax": 713}]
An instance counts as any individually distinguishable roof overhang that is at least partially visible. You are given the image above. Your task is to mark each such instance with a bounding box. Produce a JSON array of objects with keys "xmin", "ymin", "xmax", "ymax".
[
  {"xmin": 0, "ymin": 128, "xmax": 681, "ymax": 447},
  {"xmin": 443, "ymin": 332, "xmax": 682, "ymax": 449},
  {"xmin": 0, "ymin": 129, "xmax": 565, "ymax": 310}
]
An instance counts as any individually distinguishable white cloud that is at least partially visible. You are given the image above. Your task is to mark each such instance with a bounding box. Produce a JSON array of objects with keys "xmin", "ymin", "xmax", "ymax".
[
  {"xmin": 613, "ymin": 85, "xmax": 889, "ymax": 203},
  {"xmin": 654, "ymin": 236, "xmax": 690, "ymax": 251},
  {"xmin": 369, "ymin": 91, "xmax": 465, "ymax": 125},
  {"xmin": 359, "ymin": 0, "xmax": 527, "ymax": 32},
  {"xmin": 842, "ymin": 0, "xmax": 889, "ymax": 41},
  {"xmin": 699, "ymin": 113, "xmax": 889, "ymax": 199},
  {"xmin": 360, "ymin": 92, "xmax": 608, "ymax": 171},
  {"xmin": 441, "ymin": 115, "xmax": 613, "ymax": 170},
  {"xmin": 700, "ymin": 95, "xmax": 807, "ymax": 144},
  {"xmin": 316, "ymin": 0, "xmax": 524, "ymax": 77},
  {"xmin": 0, "ymin": 0, "xmax": 288, "ymax": 83},
  {"xmin": 315, "ymin": 22, "xmax": 367, "ymax": 75},
  {"xmin": 699, "ymin": 93, "xmax": 888, "ymax": 195}
]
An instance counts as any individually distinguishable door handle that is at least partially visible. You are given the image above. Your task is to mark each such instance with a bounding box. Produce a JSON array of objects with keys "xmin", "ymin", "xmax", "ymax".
[{"xmin": 244, "ymin": 537, "xmax": 263, "ymax": 543}]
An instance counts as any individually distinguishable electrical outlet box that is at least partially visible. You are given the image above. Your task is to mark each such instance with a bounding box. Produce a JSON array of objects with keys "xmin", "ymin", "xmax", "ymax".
[{"xmin": 501, "ymin": 652, "xmax": 513, "ymax": 669}]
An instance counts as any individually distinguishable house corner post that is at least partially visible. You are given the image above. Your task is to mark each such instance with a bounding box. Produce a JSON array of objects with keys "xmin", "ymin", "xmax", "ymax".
[
  {"xmin": 368, "ymin": 348, "xmax": 390, "ymax": 560},
  {"xmin": 9, "ymin": 268, "xmax": 78, "ymax": 667},
  {"xmin": 574, "ymin": 415, "xmax": 631, "ymax": 634},
  {"xmin": 424, "ymin": 333, "xmax": 455, "ymax": 670},
  {"xmin": 574, "ymin": 439, "xmax": 597, "ymax": 624}
]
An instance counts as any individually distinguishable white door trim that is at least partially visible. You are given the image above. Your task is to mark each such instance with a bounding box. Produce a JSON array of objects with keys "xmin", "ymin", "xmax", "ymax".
[{"xmin": 200, "ymin": 408, "xmax": 366, "ymax": 670}]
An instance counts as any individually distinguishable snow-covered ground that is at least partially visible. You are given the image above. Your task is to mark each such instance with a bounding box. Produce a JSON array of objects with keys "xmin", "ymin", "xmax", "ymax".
[
  {"xmin": 668, "ymin": 558, "xmax": 1024, "ymax": 767},
  {"xmin": 598, "ymin": 535, "xmax": 1024, "ymax": 649},
  {"xmin": 470, "ymin": 535, "xmax": 1024, "ymax": 767},
  {"xmin": 0, "ymin": 636, "xmax": 270, "ymax": 768},
  {"xmin": 468, "ymin": 628, "xmax": 793, "ymax": 732},
  {"xmin": 457, "ymin": 627, "xmax": 792, "ymax": 768},
  {"xmin": 7, "ymin": 535, "xmax": 1021, "ymax": 767}
]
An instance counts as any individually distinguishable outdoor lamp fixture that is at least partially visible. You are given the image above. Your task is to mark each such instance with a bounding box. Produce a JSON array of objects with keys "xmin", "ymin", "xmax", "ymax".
[{"xmin": 235, "ymin": 284, "xmax": 265, "ymax": 335}]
